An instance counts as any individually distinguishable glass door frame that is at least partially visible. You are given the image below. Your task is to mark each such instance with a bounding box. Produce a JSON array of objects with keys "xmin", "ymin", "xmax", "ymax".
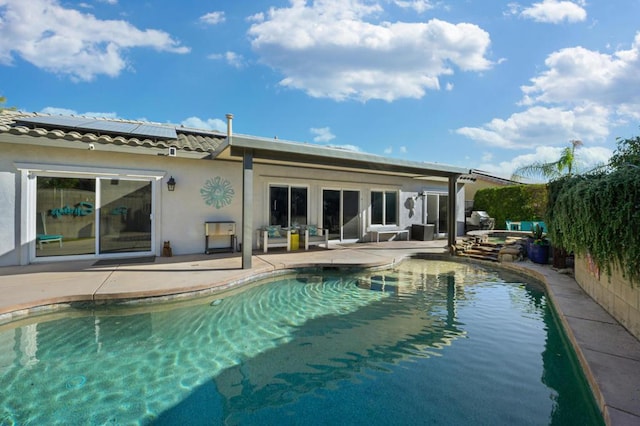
[
  {"xmin": 97, "ymin": 178, "xmax": 154, "ymax": 255},
  {"xmin": 425, "ymin": 192, "xmax": 448, "ymax": 238},
  {"xmin": 18, "ymin": 163, "xmax": 162, "ymax": 263},
  {"xmin": 321, "ymin": 188, "xmax": 361, "ymax": 241},
  {"xmin": 267, "ymin": 184, "xmax": 309, "ymax": 229}
]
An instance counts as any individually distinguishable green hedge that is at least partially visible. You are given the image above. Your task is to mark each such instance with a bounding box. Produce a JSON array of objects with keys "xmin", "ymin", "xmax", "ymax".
[
  {"xmin": 547, "ymin": 168, "xmax": 640, "ymax": 285},
  {"xmin": 473, "ymin": 184, "xmax": 548, "ymax": 230}
]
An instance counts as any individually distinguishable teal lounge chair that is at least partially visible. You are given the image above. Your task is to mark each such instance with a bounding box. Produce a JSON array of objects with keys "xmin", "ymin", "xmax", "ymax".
[{"xmin": 37, "ymin": 212, "xmax": 63, "ymax": 250}]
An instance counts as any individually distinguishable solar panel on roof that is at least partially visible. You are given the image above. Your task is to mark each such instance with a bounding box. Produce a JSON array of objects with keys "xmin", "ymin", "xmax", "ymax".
[
  {"xmin": 15, "ymin": 116, "xmax": 177, "ymax": 140},
  {"xmin": 84, "ymin": 121, "xmax": 139, "ymax": 134},
  {"xmin": 18, "ymin": 116, "xmax": 95, "ymax": 128},
  {"xmin": 133, "ymin": 124, "xmax": 177, "ymax": 139}
]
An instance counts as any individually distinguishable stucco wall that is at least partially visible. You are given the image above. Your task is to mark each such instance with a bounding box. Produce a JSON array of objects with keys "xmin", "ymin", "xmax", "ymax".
[
  {"xmin": 253, "ymin": 164, "xmax": 457, "ymax": 243},
  {"xmin": 0, "ymin": 142, "xmax": 242, "ymax": 265},
  {"xmin": 575, "ymin": 254, "xmax": 640, "ymax": 340},
  {"xmin": 0, "ymin": 171, "xmax": 16, "ymax": 265},
  {"xmin": 1, "ymin": 139, "xmax": 467, "ymax": 265}
]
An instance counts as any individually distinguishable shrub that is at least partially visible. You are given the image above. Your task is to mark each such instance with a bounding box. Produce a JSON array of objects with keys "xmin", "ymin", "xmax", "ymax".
[
  {"xmin": 473, "ymin": 184, "xmax": 548, "ymax": 230},
  {"xmin": 547, "ymin": 168, "xmax": 640, "ymax": 285}
]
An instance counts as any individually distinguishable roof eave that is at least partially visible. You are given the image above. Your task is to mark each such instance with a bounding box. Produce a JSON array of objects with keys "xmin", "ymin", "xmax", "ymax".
[
  {"xmin": 0, "ymin": 132, "xmax": 212, "ymax": 159},
  {"xmin": 214, "ymin": 134, "xmax": 468, "ymax": 179}
]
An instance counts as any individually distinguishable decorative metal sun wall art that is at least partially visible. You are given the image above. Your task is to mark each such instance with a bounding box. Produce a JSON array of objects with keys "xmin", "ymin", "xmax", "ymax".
[{"xmin": 200, "ymin": 176, "xmax": 235, "ymax": 209}]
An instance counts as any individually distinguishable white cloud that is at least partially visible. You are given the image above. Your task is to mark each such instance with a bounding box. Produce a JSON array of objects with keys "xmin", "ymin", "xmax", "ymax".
[
  {"xmin": 0, "ymin": 0, "xmax": 189, "ymax": 81},
  {"xmin": 248, "ymin": 1, "xmax": 492, "ymax": 101},
  {"xmin": 511, "ymin": 0, "xmax": 587, "ymax": 24},
  {"xmin": 40, "ymin": 107, "xmax": 79, "ymax": 116},
  {"xmin": 477, "ymin": 144, "xmax": 612, "ymax": 181},
  {"xmin": 200, "ymin": 11, "xmax": 225, "ymax": 25},
  {"xmin": 521, "ymin": 36, "xmax": 640, "ymax": 113},
  {"xmin": 457, "ymin": 33, "xmax": 640, "ymax": 149},
  {"xmin": 310, "ymin": 127, "xmax": 336, "ymax": 143},
  {"xmin": 394, "ymin": 1, "xmax": 435, "ymax": 13},
  {"xmin": 327, "ymin": 143, "xmax": 362, "ymax": 152},
  {"xmin": 180, "ymin": 117, "xmax": 226, "ymax": 132},
  {"xmin": 481, "ymin": 152, "xmax": 493, "ymax": 162},
  {"xmin": 457, "ymin": 104, "xmax": 610, "ymax": 149},
  {"xmin": 208, "ymin": 51, "xmax": 246, "ymax": 68},
  {"xmin": 40, "ymin": 107, "xmax": 117, "ymax": 118},
  {"xmin": 384, "ymin": 146, "xmax": 393, "ymax": 154},
  {"xmin": 399, "ymin": 146, "xmax": 407, "ymax": 153}
]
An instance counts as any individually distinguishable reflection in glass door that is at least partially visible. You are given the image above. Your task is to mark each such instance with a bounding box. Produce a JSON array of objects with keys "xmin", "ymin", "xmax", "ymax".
[
  {"xmin": 343, "ymin": 190, "xmax": 360, "ymax": 240},
  {"xmin": 99, "ymin": 179, "xmax": 152, "ymax": 254},
  {"xmin": 35, "ymin": 177, "xmax": 96, "ymax": 257},
  {"xmin": 323, "ymin": 190, "xmax": 340, "ymax": 239},
  {"xmin": 35, "ymin": 176, "xmax": 153, "ymax": 257},
  {"xmin": 322, "ymin": 189, "xmax": 360, "ymax": 240}
]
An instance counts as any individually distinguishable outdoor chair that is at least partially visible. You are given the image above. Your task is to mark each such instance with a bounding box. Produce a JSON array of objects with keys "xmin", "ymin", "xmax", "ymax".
[
  {"xmin": 36, "ymin": 212, "xmax": 63, "ymax": 250},
  {"xmin": 257, "ymin": 225, "xmax": 291, "ymax": 253},
  {"xmin": 301, "ymin": 225, "xmax": 329, "ymax": 250}
]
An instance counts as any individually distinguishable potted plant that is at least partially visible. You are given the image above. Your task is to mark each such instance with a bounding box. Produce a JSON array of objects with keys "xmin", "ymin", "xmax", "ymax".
[{"xmin": 528, "ymin": 224, "xmax": 550, "ymax": 264}]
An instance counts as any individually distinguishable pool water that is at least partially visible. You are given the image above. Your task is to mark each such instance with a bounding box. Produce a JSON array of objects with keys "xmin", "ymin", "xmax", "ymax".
[{"xmin": 0, "ymin": 260, "xmax": 603, "ymax": 425}]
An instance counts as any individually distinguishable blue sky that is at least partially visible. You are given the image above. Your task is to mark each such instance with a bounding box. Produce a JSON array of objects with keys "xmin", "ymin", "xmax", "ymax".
[{"xmin": 1, "ymin": 0, "xmax": 639, "ymax": 179}]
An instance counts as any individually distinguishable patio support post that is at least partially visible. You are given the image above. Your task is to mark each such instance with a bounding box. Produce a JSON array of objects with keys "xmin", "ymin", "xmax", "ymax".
[
  {"xmin": 242, "ymin": 149, "xmax": 253, "ymax": 269},
  {"xmin": 447, "ymin": 175, "xmax": 459, "ymax": 253}
]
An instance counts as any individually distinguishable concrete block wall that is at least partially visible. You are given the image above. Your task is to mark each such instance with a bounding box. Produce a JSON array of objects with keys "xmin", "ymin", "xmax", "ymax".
[{"xmin": 575, "ymin": 254, "xmax": 640, "ymax": 340}]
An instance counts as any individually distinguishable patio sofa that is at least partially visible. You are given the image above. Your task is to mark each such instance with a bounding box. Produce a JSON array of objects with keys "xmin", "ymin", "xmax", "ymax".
[{"xmin": 257, "ymin": 225, "xmax": 291, "ymax": 253}]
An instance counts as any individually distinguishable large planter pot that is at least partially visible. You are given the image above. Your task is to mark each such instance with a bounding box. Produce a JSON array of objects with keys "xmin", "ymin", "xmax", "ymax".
[
  {"xmin": 529, "ymin": 243, "xmax": 550, "ymax": 264},
  {"xmin": 525, "ymin": 237, "xmax": 534, "ymax": 259}
]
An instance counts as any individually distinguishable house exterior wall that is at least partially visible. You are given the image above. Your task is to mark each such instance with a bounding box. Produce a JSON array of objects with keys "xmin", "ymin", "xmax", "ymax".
[
  {"xmin": 1, "ymin": 138, "xmax": 466, "ymax": 266},
  {"xmin": 160, "ymin": 158, "xmax": 241, "ymax": 255},
  {"xmin": 253, "ymin": 163, "xmax": 457, "ymax": 242},
  {"xmin": 0, "ymin": 142, "xmax": 242, "ymax": 266},
  {"xmin": 464, "ymin": 178, "xmax": 497, "ymax": 207},
  {"xmin": 575, "ymin": 254, "xmax": 640, "ymax": 340}
]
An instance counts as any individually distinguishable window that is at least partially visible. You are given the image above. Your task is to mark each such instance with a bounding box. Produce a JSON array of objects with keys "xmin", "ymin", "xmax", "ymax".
[
  {"xmin": 371, "ymin": 191, "xmax": 397, "ymax": 226},
  {"xmin": 269, "ymin": 185, "xmax": 308, "ymax": 228}
]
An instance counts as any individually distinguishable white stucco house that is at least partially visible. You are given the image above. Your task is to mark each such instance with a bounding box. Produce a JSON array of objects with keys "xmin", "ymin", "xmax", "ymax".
[{"xmin": 0, "ymin": 110, "xmax": 469, "ymax": 268}]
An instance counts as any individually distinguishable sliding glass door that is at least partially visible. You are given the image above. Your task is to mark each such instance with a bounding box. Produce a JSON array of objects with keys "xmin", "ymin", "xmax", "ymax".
[
  {"xmin": 426, "ymin": 193, "xmax": 448, "ymax": 237},
  {"xmin": 99, "ymin": 179, "xmax": 152, "ymax": 254},
  {"xmin": 35, "ymin": 176, "xmax": 153, "ymax": 257},
  {"xmin": 36, "ymin": 177, "xmax": 96, "ymax": 257},
  {"xmin": 322, "ymin": 189, "xmax": 360, "ymax": 240},
  {"xmin": 269, "ymin": 185, "xmax": 308, "ymax": 228}
]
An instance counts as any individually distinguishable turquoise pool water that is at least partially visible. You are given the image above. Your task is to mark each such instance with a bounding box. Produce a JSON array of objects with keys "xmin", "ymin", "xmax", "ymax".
[{"xmin": 0, "ymin": 260, "xmax": 602, "ymax": 425}]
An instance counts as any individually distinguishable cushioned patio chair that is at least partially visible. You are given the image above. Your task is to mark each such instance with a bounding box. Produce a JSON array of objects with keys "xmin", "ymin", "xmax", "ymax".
[
  {"xmin": 301, "ymin": 225, "xmax": 329, "ymax": 250},
  {"xmin": 257, "ymin": 225, "xmax": 291, "ymax": 253}
]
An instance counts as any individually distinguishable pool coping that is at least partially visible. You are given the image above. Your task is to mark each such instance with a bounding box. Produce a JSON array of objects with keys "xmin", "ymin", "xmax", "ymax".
[{"xmin": 0, "ymin": 241, "xmax": 638, "ymax": 425}]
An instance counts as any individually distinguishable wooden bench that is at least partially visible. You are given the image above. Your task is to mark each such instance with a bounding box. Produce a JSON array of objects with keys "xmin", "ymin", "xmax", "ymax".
[{"xmin": 369, "ymin": 227, "xmax": 409, "ymax": 243}]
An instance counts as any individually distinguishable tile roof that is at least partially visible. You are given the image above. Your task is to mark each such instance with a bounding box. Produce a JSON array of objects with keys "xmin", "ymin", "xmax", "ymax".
[{"xmin": 0, "ymin": 110, "xmax": 226, "ymax": 155}]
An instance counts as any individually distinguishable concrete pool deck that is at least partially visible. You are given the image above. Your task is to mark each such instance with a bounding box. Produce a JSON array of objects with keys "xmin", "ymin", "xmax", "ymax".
[{"xmin": 0, "ymin": 240, "xmax": 638, "ymax": 425}]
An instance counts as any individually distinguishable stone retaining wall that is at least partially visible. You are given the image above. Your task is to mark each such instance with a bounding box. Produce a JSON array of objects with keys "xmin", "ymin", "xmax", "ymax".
[{"xmin": 575, "ymin": 254, "xmax": 640, "ymax": 340}]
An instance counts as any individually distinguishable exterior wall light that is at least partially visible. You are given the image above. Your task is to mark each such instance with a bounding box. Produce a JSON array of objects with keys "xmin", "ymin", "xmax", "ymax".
[{"xmin": 167, "ymin": 176, "xmax": 176, "ymax": 192}]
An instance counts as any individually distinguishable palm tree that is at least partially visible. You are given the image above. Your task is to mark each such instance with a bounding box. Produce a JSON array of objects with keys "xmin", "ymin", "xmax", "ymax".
[
  {"xmin": 511, "ymin": 139, "xmax": 583, "ymax": 182},
  {"xmin": 0, "ymin": 96, "xmax": 17, "ymax": 112}
]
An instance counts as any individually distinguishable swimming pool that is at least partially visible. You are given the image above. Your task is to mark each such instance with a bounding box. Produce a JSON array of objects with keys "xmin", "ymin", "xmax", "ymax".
[{"xmin": 0, "ymin": 260, "xmax": 603, "ymax": 425}]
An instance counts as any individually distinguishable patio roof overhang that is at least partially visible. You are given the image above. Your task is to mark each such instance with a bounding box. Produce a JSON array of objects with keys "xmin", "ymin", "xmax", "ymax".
[{"xmin": 213, "ymin": 134, "xmax": 470, "ymax": 180}]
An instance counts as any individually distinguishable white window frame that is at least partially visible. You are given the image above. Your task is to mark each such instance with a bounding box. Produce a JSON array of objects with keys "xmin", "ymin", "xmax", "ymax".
[
  {"xmin": 267, "ymin": 183, "xmax": 309, "ymax": 228},
  {"xmin": 370, "ymin": 189, "xmax": 399, "ymax": 227},
  {"xmin": 15, "ymin": 162, "xmax": 164, "ymax": 263}
]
